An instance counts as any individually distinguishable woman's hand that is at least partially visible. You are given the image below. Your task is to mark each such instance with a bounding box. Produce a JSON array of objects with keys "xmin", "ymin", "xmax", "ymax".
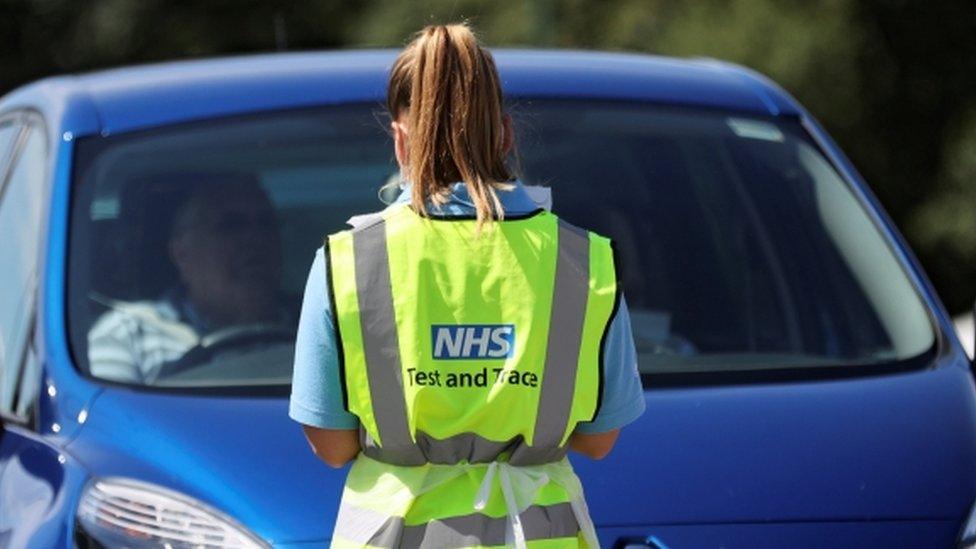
[
  {"xmin": 569, "ymin": 429, "xmax": 620, "ymax": 460},
  {"xmin": 301, "ymin": 425, "xmax": 360, "ymax": 468}
]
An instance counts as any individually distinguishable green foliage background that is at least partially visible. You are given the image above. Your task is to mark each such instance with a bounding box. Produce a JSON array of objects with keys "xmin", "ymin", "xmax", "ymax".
[{"xmin": 2, "ymin": 0, "xmax": 975, "ymax": 313}]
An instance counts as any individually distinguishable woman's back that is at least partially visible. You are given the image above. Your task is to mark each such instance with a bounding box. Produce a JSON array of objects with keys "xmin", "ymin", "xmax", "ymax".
[
  {"xmin": 291, "ymin": 23, "xmax": 645, "ymax": 548},
  {"xmin": 329, "ymin": 199, "xmax": 617, "ymax": 468}
]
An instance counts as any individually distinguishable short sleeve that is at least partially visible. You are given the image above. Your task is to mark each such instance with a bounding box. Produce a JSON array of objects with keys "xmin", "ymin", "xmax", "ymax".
[
  {"xmin": 288, "ymin": 247, "xmax": 360, "ymax": 430},
  {"xmin": 575, "ymin": 295, "xmax": 645, "ymax": 434}
]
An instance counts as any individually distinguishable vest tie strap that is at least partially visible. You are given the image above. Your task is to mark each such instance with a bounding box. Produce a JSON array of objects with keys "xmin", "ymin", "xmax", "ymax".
[{"xmin": 333, "ymin": 456, "xmax": 601, "ymax": 548}]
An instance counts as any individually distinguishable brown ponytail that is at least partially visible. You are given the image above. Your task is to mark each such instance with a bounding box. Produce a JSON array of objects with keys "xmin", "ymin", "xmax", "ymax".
[{"xmin": 387, "ymin": 23, "xmax": 514, "ymax": 228}]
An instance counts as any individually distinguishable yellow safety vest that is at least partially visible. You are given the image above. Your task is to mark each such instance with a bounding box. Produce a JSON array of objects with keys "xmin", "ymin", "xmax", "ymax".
[{"xmin": 326, "ymin": 203, "xmax": 618, "ymax": 548}]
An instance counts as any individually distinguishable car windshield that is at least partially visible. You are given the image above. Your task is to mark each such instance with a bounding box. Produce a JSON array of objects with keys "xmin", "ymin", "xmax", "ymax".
[{"xmin": 67, "ymin": 101, "xmax": 935, "ymax": 390}]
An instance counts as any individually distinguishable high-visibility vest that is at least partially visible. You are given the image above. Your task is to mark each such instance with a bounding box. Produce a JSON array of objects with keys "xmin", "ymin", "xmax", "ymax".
[{"xmin": 325, "ymin": 203, "xmax": 619, "ymax": 548}]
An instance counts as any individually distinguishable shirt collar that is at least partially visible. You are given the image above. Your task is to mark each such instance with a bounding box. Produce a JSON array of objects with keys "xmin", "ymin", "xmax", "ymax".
[{"xmin": 393, "ymin": 180, "xmax": 539, "ymax": 216}]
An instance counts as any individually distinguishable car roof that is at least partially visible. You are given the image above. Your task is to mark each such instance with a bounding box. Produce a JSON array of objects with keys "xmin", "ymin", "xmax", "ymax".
[{"xmin": 0, "ymin": 49, "xmax": 802, "ymax": 137}]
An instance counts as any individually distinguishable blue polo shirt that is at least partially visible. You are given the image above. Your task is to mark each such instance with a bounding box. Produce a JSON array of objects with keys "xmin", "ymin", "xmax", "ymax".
[{"xmin": 289, "ymin": 182, "xmax": 645, "ymax": 434}]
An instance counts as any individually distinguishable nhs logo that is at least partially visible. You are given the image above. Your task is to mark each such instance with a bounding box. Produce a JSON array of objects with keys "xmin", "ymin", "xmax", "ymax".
[{"xmin": 432, "ymin": 324, "xmax": 515, "ymax": 359}]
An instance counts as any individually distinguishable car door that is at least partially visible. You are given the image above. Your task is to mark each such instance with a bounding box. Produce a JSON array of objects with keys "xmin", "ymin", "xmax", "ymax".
[{"xmin": 0, "ymin": 112, "xmax": 83, "ymax": 548}]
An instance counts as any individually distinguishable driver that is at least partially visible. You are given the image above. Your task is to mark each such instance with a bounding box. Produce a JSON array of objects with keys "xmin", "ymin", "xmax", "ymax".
[{"xmin": 87, "ymin": 176, "xmax": 290, "ymax": 383}]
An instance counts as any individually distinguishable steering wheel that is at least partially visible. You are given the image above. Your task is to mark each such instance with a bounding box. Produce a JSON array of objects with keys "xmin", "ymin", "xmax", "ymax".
[{"xmin": 153, "ymin": 323, "xmax": 296, "ymax": 380}]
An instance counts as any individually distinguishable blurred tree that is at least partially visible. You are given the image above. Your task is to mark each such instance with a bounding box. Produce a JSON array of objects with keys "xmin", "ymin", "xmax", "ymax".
[
  {"xmin": 1, "ymin": 0, "xmax": 975, "ymax": 312},
  {"xmin": 911, "ymin": 105, "xmax": 976, "ymax": 312},
  {"xmin": 350, "ymin": 0, "xmax": 976, "ymax": 313},
  {"xmin": 348, "ymin": 0, "xmax": 535, "ymax": 46},
  {"xmin": 855, "ymin": 1, "xmax": 976, "ymax": 314},
  {"xmin": 0, "ymin": 0, "xmax": 360, "ymax": 93}
]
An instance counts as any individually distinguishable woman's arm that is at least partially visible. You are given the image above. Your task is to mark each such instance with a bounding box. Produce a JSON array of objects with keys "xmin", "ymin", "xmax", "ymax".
[
  {"xmin": 301, "ymin": 426, "xmax": 360, "ymax": 468},
  {"xmin": 570, "ymin": 295, "xmax": 645, "ymax": 459},
  {"xmin": 569, "ymin": 429, "xmax": 620, "ymax": 460},
  {"xmin": 290, "ymin": 249, "xmax": 362, "ymax": 467}
]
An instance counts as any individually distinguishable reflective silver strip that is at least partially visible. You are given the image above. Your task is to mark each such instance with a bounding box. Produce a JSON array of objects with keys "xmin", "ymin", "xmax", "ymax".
[
  {"xmin": 353, "ymin": 222, "xmax": 424, "ymax": 464},
  {"xmin": 334, "ymin": 502, "xmax": 580, "ymax": 548},
  {"xmin": 361, "ymin": 430, "xmax": 569, "ymax": 466},
  {"xmin": 334, "ymin": 503, "xmax": 402, "ymax": 548},
  {"xmin": 533, "ymin": 220, "xmax": 591, "ymax": 448},
  {"xmin": 351, "ymin": 218, "xmax": 591, "ymax": 463}
]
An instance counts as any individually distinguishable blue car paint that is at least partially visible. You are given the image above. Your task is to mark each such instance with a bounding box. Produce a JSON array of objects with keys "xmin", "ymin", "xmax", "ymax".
[
  {"xmin": 597, "ymin": 522, "xmax": 960, "ymax": 548},
  {"xmin": 0, "ymin": 49, "xmax": 973, "ymax": 547},
  {"xmin": 1, "ymin": 50, "xmax": 800, "ymax": 139},
  {"xmin": 0, "ymin": 426, "xmax": 91, "ymax": 548},
  {"xmin": 40, "ymin": 135, "xmax": 104, "ymax": 447}
]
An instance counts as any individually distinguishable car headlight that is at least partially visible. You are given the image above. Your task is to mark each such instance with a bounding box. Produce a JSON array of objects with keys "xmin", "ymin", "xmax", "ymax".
[{"xmin": 76, "ymin": 477, "xmax": 268, "ymax": 548}]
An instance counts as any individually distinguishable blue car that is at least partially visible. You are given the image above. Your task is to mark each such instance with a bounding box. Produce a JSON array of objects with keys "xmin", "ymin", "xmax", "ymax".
[{"xmin": 0, "ymin": 49, "xmax": 974, "ymax": 548}]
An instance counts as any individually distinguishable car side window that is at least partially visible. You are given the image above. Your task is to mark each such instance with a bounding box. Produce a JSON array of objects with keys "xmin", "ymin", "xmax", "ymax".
[
  {"xmin": 0, "ymin": 120, "xmax": 47, "ymax": 422},
  {"xmin": 0, "ymin": 118, "xmax": 22, "ymax": 184}
]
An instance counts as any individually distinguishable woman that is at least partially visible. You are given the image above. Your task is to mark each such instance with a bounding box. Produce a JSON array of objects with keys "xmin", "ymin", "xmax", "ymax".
[{"xmin": 290, "ymin": 23, "xmax": 645, "ymax": 548}]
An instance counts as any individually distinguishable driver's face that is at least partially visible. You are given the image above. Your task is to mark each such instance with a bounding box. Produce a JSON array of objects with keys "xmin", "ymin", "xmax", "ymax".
[{"xmin": 169, "ymin": 185, "xmax": 283, "ymax": 318}]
